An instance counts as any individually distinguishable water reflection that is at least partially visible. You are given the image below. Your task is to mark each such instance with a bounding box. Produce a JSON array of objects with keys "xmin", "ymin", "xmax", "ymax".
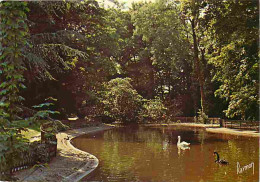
[
  {"xmin": 72, "ymin": 125, "xmax": 259, "ymax": 182},
  {"xmin": 177, "ymin": 145, "xmax": 190, "ymax": 156}
]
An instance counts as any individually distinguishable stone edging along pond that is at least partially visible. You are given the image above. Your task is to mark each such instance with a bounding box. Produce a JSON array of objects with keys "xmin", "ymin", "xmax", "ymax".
[{"xmin": 61, "ymin": 124, "xmax": 114, "ymax": 182}]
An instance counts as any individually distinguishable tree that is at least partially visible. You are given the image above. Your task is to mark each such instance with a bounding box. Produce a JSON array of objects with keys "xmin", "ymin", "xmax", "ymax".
[
  {"xmin": 20, "ymin": 1, "xmax": 119, "ymax": 117},
  {"xmin": 104, "ymin": 6, "xmax": 156, "ymax": 99},
  {"xmin": 131, "ymin": 0, "xmax": 194, "ymax": 115},
  {"xmin": 204, "ymin": 0, "xmax": 258, "ymax": 120},
  {"xmin": 179, "ymin": 0, "xmax": 208, "ymax": 115}
]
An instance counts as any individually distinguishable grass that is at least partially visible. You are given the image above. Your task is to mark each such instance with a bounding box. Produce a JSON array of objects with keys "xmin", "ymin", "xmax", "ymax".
[
  {"xmin": 19, "ymin": 120, "xmax": 41, "ymax": 142},
  {"xmin": 21, "ymin": 128, "xmax": 41, "ymax": 141},
  {"xmin": 19, "ymin": 119, "xmax": 69, "ymax": 142}
]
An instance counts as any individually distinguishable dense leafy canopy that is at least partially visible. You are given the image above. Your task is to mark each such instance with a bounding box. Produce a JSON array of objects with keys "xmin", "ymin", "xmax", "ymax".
[
  {"xmin": 204, "ymin": 0, "xmax": 258, "ymax": 120},
  {"xmin": 1, "ymin": 0, "xmax": 258, "ymax": 121},
  {"xmin": 0, "ymin": 1, "xmax": 258, "ymax": 177}
]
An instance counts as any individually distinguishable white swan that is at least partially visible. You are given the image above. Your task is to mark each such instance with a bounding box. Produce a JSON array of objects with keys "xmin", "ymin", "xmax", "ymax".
[
  {"xmin": 177, "ymin": 136, "xmax": 190, "ymax": 147},
  {"xmin": 177, "ymin": 145, "xmax": 190, "ymax": 156}
]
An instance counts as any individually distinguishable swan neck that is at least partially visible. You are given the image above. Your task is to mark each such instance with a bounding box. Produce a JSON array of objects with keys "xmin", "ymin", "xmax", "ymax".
[
  {"xmin": 178, "ymin": 137, "xmax": 180, "ymax": 144},
  {"xmin": 215, "ymin": 153, "xmax": 219, "ymax": 161}
]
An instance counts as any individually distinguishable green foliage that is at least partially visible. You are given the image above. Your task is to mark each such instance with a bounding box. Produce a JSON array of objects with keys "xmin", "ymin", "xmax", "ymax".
[
  {"xmin": 29, "ymin": 98, "xmax": 68, "ymax": 134},
  {"xmin": 100, "ymin": 78, "xmax": 167, "ymax": 123},
  {"xmin": 0, "ymin": 0, "xmax": 256, "ymax": 136},
  {"xmin": 131, "ymin": 1, "xmax": 191, "ymax": 93},
  {"xmin": 0, "ymin": 3, "xmax": 64, "ymax": 178},
  {"xmin": 0, "ymin": 1, "xmax": 29, "ymax": 120},
  {"xmin": 0, "ymin": 2, "xmax": 30, "ymax": 173},
  {"xmin": 20, "ymin": 1, "xmax": 120, "ymax": 116},
  {"xmin": 139, "ymin": 97, "xmax": 167, "ymax": 123},
  {"xmin": 100, "ymin": 78, "xmax": 143, "ymax": 123},
  {"xmin": 30, "ymin": 98, "xmax": 59, "ymax": 121},
  {"xmin": 211, "ymin": 40, "xmax": 258, "ymax": 120},
  {"xmin": 130, "ymin": 1, "xmax": 197, "ymax": 118},
  {"xmin": 197, "ymin": 109, "xmax": 208, "ymax": 124},
  {"xmin": 176, "ymin": 120, "xmax": 181, "ymax": 123},
  {"xmin": 179, "ymin": 0, "xmax": 209, "ymax": 114},
  {"xmin": 205, "ymin": 0, "xmax": 258, "ymax": 120},
  {"xmin": 23, "ymin": 1, "xmax": 118, "ymax": 82}
]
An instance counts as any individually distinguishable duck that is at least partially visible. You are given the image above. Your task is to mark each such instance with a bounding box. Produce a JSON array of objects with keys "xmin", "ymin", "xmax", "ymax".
[
  {"xmin": 213, "ymin": 152, "xmax": 229, "ymax": 165},
  {"xmin": 177, "ymin": 136, "xmax": 190, "ymax": 147}
]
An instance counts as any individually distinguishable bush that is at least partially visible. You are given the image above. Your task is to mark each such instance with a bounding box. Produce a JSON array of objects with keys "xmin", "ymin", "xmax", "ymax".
[
  {"xmin": 176, "ymin": 120, "xmax": 181, "ymax": 123},
  {"xmin": 197, "ymin": 109, "xmax": 208, "ymax": 124},
  {"xmin": 139, "ymin": 97, "xmax": 167, "ymax": 123},
  {"xmin": 100, "ymin": 78, "xmax": 143, "ymax": 123}
]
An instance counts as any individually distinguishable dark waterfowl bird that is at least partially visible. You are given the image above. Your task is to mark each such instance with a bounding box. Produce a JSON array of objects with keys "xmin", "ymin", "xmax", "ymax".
[{"xmin": 213, "ymin": 152, "xmax": 229, "ymax": 165}]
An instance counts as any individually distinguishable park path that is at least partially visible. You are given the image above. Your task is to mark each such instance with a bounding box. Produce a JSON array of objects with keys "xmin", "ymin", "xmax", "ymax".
[
  {"xmin": 165, "ymin": 123, "xmax": 260, "ymax": 137},
  {"xmin": 15, "ymin": 124, "xmax": 113, "ymax": 182}
]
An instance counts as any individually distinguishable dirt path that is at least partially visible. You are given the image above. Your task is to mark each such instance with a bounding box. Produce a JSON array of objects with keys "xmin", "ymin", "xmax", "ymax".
[
  {"xmin": 170, "ymin": 123, "xmax": 259, "ymax": 137},
  {"xmin": 15, "ymin": 124, "xmax": 113, "ymax": 182},
  {"xmin": 205, "ymin": 127, "xmax": 259, "ymax": 137}
]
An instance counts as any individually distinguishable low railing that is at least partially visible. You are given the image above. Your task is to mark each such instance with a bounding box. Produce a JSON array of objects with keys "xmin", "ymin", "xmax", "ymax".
[
  {"xmin": 0, "ymin": 142, "xmax": 38, "ymax": 176},
  {"xmin": 10, "ymin": 149, "xmax": 36, "ymax": 173},
  {"xmin": 0, "ymin": 123, "xmax": 57, "ymax": 177},
  {"xmin": 222, "ymin": 120, "xmax": 259, "ymax": 131},
  {"xmin": 172, "ymin": 116, "xmax": 221, "ymax": 124},
  {"xmin": 169, "ymin": 116, "xmax": 258, "ymax": 131},
  {"xmin": 0, "ymin": 143, "xmax": 57, "ymax": 177}
]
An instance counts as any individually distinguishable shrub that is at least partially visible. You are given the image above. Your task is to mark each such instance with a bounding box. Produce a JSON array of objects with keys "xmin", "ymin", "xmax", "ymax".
[
  {"xmin": 194, "ymin": 116, "xmax": 198, "ymax": 123},
  {"xmin": 176, "ymin": 120, "xmax": 181, "ymax": 123},
  {"xmin": 100, "ymin": 78, "xmax": 143, "ymax": 123},
  {"xmin": 139, "ymin": 97, "xmax": 167, "ymax": 123},
  {"xmin": 197, "ymin": 109, "xmax": 209, "ymax": 124}
]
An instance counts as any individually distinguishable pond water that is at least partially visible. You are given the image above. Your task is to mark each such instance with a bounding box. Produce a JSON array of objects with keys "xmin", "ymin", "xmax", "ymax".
[{"xmin": 72, "ymin": 125, "xmax": 259, "ymax": 182}]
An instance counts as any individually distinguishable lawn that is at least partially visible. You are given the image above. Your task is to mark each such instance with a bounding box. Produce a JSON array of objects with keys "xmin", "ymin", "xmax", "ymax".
[{"xmin": 19, "ymin": 120, "xmax": 41, "ymax": 142}]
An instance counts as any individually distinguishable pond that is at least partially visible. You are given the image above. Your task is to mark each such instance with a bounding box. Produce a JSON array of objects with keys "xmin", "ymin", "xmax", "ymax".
[{"xmin": 72, "ymin": 125, "xmax": 259, "ymax": 182}]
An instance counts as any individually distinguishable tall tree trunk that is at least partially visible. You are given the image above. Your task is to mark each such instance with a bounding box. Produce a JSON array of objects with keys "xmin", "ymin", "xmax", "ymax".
[
  {"xmin": 190, "ymin": 18, "xmax": 206, "ymax": 114},
  {"xmin": 200, "ymin": 48, "xmax": 209, "ymax": 113}
]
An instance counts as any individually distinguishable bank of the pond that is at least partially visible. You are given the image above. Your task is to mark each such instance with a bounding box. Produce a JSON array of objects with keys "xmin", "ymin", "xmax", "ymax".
[
  {"xmin": 15, "ymin": 124, "xmax": 113, "ymax": 182},
  {"xmin": 206, "ymin": 127, "xmax": 259, "ymax": 137},
  {"xmin": 144, "ymin": 123, "xmax": 260, "ymax": 137}
]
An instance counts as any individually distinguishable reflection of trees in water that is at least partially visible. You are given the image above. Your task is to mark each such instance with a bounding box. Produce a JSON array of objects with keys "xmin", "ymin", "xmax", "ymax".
[
  {"xmin": 227, "ymin": 138, "xmax": 259, "ymax": 164},
  {"xmin": 197, "ymin": 129, "xmax": 206, "ymax": 147},
  {"xmin": 103, "ymin": 126, "xmax": 209, "ymax": 147},
  {"xmin": 101, "ymin": 127, "xmax": 174, "ymax": 171},
  {"xmin": 103, "ymin": 127, "xmax": 166, "ymax": 144},
  {"xmin": 100, "ymin": 141, "xmax": 137, "ymax": 179},
  {"xmin": 211, "ymin": 138, "xmax": 259, "ymax": 182},
  {"xmin": 177, "ymin": 145, "xmax": 190, "ymax": 156}
]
